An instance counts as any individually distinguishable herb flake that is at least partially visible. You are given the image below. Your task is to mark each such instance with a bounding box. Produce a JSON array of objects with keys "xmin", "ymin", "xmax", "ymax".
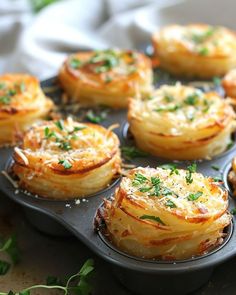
[
  {"xmin": 140, "ymin": 215, "xmax": 166, "ymax": 225},
  {"xmin": 58, "ymin": 159, "xmax": 72, "ymax": 169}
]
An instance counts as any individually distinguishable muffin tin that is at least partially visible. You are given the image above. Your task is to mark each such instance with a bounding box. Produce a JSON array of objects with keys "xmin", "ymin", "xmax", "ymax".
[{"xmin": 0, "ymin": 74, "xmax": 236, "ymax": 295}]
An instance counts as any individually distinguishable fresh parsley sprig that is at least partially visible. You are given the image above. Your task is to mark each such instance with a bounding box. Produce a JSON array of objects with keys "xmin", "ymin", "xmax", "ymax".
[
  {"xmin": 0, "ymin": 259, "xmax": 94, "ymax": 295},
  {"xmin": 185, "ymin": 163, "xmax": 197, "ymax": 184},
  {"xmin": 121, "ymin": 146, "xmax": 148, "ymax": 160},
  {"xmin": 86, "ymin": 110, "xmax": 108, "ymax": 124},
  {"xmin": 160, "ymin": 163, "xmax": 179, "ymax": 176},
  {"xmin": 0, "ymin": 235, "xmax": 20, "ymax": 275}
]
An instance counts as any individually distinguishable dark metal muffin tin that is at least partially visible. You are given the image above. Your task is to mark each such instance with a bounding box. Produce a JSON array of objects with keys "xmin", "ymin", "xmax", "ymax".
[{"xmin": 0, "ymin": 75, "xmax": 236, "ymax": 295}]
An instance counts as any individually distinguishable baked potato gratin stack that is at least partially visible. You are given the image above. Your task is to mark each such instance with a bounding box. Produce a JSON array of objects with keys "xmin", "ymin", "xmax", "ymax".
[
  {"xmin": 227, "ymin": 157, "xmax": 236, "ymax": 197},
  {"xmin": 128, "ymin": 83, "xmax": 236, "ymax": 160},
  {"xmin": 0, "ymin": 74, "xmax": 54, "ymax": 146},
  {"xmin": 58, "ymin": 49, "xmax": 153, "ymax": 108},
  {"xmin": 103, "ymin": 166, "xmax": 230, "ymax": 260},
  {"xmin": 222, "ymin": 69, "xmax": 236, "ymax": 100},
  {"xmin": 12, "ymin": 118, "xmax": 121, "ymax": 200},
  {"xmin": 152, "ymin": 24, "xmax": 236, "ymax": 78}
]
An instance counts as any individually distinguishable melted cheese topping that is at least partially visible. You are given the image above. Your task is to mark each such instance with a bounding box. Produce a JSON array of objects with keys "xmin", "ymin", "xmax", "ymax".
[
  {"xmin": 0, "ymin": 74, "xmax": 48, "ymax": 113},
  {"xmin": 130, "ymin": 83, "xmax": 235, "ymax": 136},
  {"xmin": 122, "ymin": 167, "xmax": 226, "ymax": 220},
  {"xmin": 156, "ymin": 24, "xmax": 236, "ymax": 57},
  {"xmin": 66, "ymin": 49, "xmax": 148, "ymax": 83},
  {"xmin": 16, "ymin": 118, "xmax": 119, "ymax": 173}
]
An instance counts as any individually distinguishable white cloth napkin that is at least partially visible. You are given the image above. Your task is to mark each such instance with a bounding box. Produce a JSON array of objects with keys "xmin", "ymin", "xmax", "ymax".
[{"xmin": 1, "ymin": 0, "xmax": 236, "ymax": 80}]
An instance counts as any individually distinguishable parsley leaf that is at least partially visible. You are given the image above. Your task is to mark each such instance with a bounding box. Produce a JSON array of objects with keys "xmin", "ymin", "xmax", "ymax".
[
  {"xmin": 212, "ymin": 176, "xmax": 223, "ymax": 182},
  {"xmin": 19, "ymin": 82, "xmax": 25, "ymax": 93},
  {"xmin": 44, "ymin": 127, "xmax": 56, "ymax": 139},
  {"xmin": 58, "ymin": 159, "xmax": 72, "ymax": 169},
  {"xmin": 187, "ymin": 191, "xmax": 203, "ymax": 201},
  {"xmin": 86, "ymin": 110, "xmax": 108, "ymax": 124},
  {"xmin": 212, "ymin": 76, "xmax": 221, "ymax": 87},
  {"xmin": 160, "ymin": 163, "xmax": 179, "ymax": 175},
  {"xmin": 70, "ymin": 58, "xmax": 82, "ymax": 69},
  {"xmin": 0, "ymin": 260, "xmax": 10, "ymax": 275},
  {"xmin": 140, "ymin": 215, "xmax": 166, "ymax": 225},
  {"xmin": 0, "ymin": 82, "xmax": 6, "ymax": 89},
  {"xmin": 211, "ymin": 165, "xmax": 220, "ymax": 171},
  {"xmin": 54, "ymin": 120, "xmax": 64, "ymax": 131},
  {"xmin": 132, "ymin": 173, "xmax": 148, "ymax": 186},
  {"xmin": 184, "ymin": 92, "xmax": 199, "ymax": 106},
  {"xmin": 227, "ymin": 141, "xmax": 234, "ymax": 150},
  {"xmin": 185, "ymin": 163, "xmax": 197, "ymax": 184},
  {"xmin": 230, "ymin": 208, "xmax": 236, "ymax": 215},
  {"xmin": 139, "ymin": 186, "xmax": 152, "ymax": 192},
  {"xmin": 198, "ymin": 47, "xmax": 209, "ymax": 56},
  {"xmin": 0, "ymin": 96, "xmax": 11, "ymax": 104},
  {"xmin": 156, "ymin": 104, "xmax": 181, "ymax": 112},
  {"xmin": 164, "ymin": 94, "xmax": 174, "ymax": 102},
  {"xmin": 165, "ymin": 200, "xmax": 177, "ymax": 208},
  {"xmin": 121, "ymin": 146, "xmax": 148, "ymax": 160}
]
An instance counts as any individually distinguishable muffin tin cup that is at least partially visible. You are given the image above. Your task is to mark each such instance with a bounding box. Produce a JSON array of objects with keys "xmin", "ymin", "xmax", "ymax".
[{"xmin": 1, "ymin": 76, "xmax": 236, "ymax": 295}]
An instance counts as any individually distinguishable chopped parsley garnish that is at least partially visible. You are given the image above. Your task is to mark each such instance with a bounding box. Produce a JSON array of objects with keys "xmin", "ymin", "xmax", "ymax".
[
  {"xmin": 54, "ymin": 120, "xmax": 64, "ymax": 131},
  {"xmin": 185, "ymin": 163, "xmax": 197, "ymax": 184},
  {"xmin": 160, "ymin": 163, "xmax": 179, "ymax": 175},
  {"xmin": 161, "ymin": 187, "xmax": 174, "ymax": 196},
  {"xmin": 190, "ymin": 27, "xmax": 216, "ymax": 44},
  {"xmin": 212, "ymin": 176, "xmax": 223, "ymax": 182},
  {"xmin": 198, "ymin": 47, "xmax": 209, "ymax": 56},
  {"xmin": 44, "ymin": 124, "xmax": 80, "ymax": 151},
  {"xmin": 7, "ymin": 89, "xmax": 16, "ymax": 96},
  {"xmin": 70, "ymin": 58, "xmax": 82, "ymax": 69},
  {"xmin": 0, "ymin": 96, "xmax": 11, "ymax": 104},
  {"xmin": 211, "ymin": 165, "xmax": 220, "ymax": 171},
  {"xmin": 156, "ymin": 104, "xmax": 181, "ymax": 112},
  {"xmin": 165, "ymin": 200, "xmax": 177, "ymax": 208},
  {"xmin": 151, "ymin": 176, "xmax": 161, "ymax": 186},
  {"xmin": 0, "ymin": 82, "xmax": 6, "ymax": 89},
  {"xmin": 86, "ymin": 109, "xmax": 108, "ymax": 124},
  {"xmin": 90, "ymin": 50, "xmax": 120, "ymax": 73},
  {"xmin": 0, "ymin": 259, "xmax": 94, "ymax": 294},
  {"xmin": 139, "ymin": 186, "xmax": 152, "ymax": 193},
  {"xmin": 140, "ymin": 215, "xmax": 166, "ymax": 225},
  {"xmin": 132, "ymin": 173, "xmax": 178, "ymax": 199},
  {"xmin": 121, "ymin": 146, "xmax": 148, "ymax": 160},
  {"xmin": 59, "ymin": 140, "xmax": 72, "ymax": 151},
  {"xmin": 164, "ymin": 94, "xmax": 174, "ymax": 102},
  {"xmin": 202, "ymin": 99, "xmax": 212, "ymax": 113},
  {"xmin": 230, "ymin": 208, "xmax": 236, "ymax": 215},
  {"xmin": 128, "ymin": 66, "xmax": 137, "ymax": 75},
  {"xmin": 187, "ymin": 191, "xmax": 203, "ymax": 201},
  {"xmin": 0, "ymin": 83, "xmax": 22, "ymax": 105},
  {"xmin": 44, "ymin": 127, "xmax": 56, "ymax": 139},
  {"xmin": 73, "ymin": 126, "xmax": 86, "ymax": 132},
  {"xmin": 227, "ymin": 141, "xmax": 234, "ymax": 150},
  {"xmin": 132, "ymin": 173, "xmax": 148, "ymax": 186},
  {"xmin": 184, "ymin": 92, "xmax": 200, "ymax": 106},
  {"xmin": 58, "ymin": 159, "xmax": 72, "ymax": 169},
  {"xmin": 104, "ymin": 75, "xmax": 113, "ymax": 83},
  {"xmin": 212, "ymin": 76, "xmax": 221, "ymax": 87},
  {"xmin": 19, "ymin": 82, "xmax": 25, "ymax": 93}
]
